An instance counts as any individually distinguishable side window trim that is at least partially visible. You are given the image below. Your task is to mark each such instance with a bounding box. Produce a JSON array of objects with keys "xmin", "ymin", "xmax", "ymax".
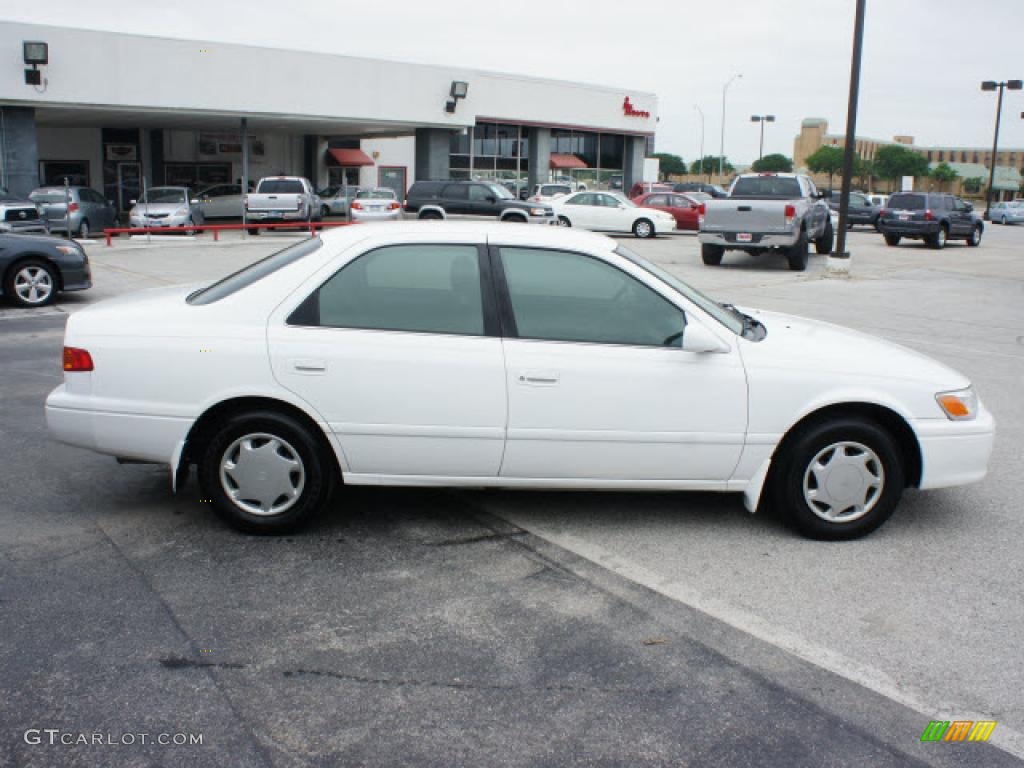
[{"xmin": 487, "ymin": 244, "xmax": 687, "ymax": 349}]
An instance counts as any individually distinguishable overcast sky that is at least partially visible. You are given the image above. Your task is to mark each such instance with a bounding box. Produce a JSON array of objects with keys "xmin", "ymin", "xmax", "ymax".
[{"xmin": 5, "ymin": 0, "xmax": 1024, "ymax": 164}]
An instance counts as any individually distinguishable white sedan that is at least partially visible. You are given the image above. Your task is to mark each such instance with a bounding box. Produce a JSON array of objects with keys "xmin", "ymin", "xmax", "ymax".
[
  {"xmin": 46, "ymin": 222, "xmax": 994, "ymax": 539},
  {"xmin": 550, "ymin": 191, "xmax": 677, "ymax": 238}
]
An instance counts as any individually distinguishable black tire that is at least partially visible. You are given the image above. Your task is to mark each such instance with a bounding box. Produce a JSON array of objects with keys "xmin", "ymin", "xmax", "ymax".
[
  {"xmin": 768, "ymin": 417, "xmax": 904, "ymax": 540},
  {"xmin": 419, "ymin": 210, "xmax": 443, "ymax": 220},
  {"xmin": 198, "ymin": 410, "xmax": 332, "ymax": 534},
  {"xmin": 247, "ymin": 227, "xmax": 260, "ymax": 236},
  {"xmin": 967, "ymin": 224, "xmax": 982, "ymax": 247},
  {"xmin": 558, "ymin": 215, "xmax": 572, "ymax": 227},
  {"xmin": 184, "ymin": 217, "xmax": 197, "ymax": 236},
  {"xmin": 928, "ymin": 224, "xmax": 947, "ymax": 250},
  {"xmin": 787, "ymin": 231, "xmax": 809, "ymax": 271},
  {"xmin": 78, "ymin": 219, "xmax": 90, "ymax": 239},
  {"xmin": 701, "ymin": 243, "xmax": 724, "ymax": 266},
  {"xmin": 883, "ymin": 234, "xmax": 901, "ymax": 247},
  {"xmin": 320, "ymin": 205, "xmax": 330, "ymax": 219},
  {"xmin": 814, "ymin": 219, "xmax": 834, "ymax": 255},
  {"xmin": 632, "ymin": 218, "xmax": 655, "ymax": 239},
  {"xmin": 4, "ymin": 258, "xmax": 59, "ymax": 308}
]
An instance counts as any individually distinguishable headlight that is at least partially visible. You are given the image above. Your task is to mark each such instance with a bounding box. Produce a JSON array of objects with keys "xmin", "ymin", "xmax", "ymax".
[
  {"xmin": 529, "ymin": 207, "xmax": 547, "ymax": 216},
  {"xmin": 55, "ymin": 245, "xmax": 82, "ymax": 255},
  {"xmin": 936, "ymin": 387, "xmax": 978, "ymax": 420}
]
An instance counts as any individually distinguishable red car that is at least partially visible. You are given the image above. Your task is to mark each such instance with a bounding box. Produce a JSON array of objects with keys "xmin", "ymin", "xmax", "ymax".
[
  {"xmin": 631, "ymin": 191, "xmax": 703, "ymax": 231},
  {"xmin": 627, "ymin": 181, "xmax": 674, "ymax": 199}
]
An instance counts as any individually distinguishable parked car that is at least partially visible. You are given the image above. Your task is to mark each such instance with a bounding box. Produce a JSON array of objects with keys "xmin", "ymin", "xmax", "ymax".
[
  {"xmin": 608, "ymin": 174, "xmax": 624, "ymax": 190},
  {"xmin": 674, "ymin": 182, "xmax": 729, "ymax": 199},
  {"xmin": 552, "ymin": 175, "xmax": 587, "ymax": 191},
  {"xmin": 29, "ymin": 186, "xmax": 117, "ymax": 238},
  {"xmin": 549, "ymin": 191, "xmax": 676, "ymax": 238},
  {"xmin": 245, "ymin": 176, "xmax": 322, "ymax": 234},
  {"xmin": 129, "ymin": 187, "xmax": 204, "ymax": 231},
  {"xmin": 0, "ymin": 189, "xmax": 47, "ymax": 235},
  {"xmin": 318, "ymin": 185, "xmax": 362, "ymax": 217},
  {"xmin": 990, "ymin": 200, "xmax": 1024, "ymax": 225},
  {"xmin": 500, "ymin": 179, "xmax": 531, "ymax": 200},
  {"xmin": 44, "ymin": 222, "xmax": 994, "ymax": 540},
  {"xmin": 698, "ymin": 173, "xmax": 833, "ymax": 271},
  {"xmin": 1, "ymin": 231, "xmax": 91, "ymax": 307},
  {"xmin": 527, "ymin": 183, "xmax": 573, "ymax": 203},
  {"xmin": 349, "ymin": 188, "xmax": 402, "ymax": 222},
  {"xmin": 404, "ymin": 180, "xmax": 554, "ymax": 223},
  {"xmin": 631, "ymin": 192, "xmax": 703, "ymax": 231},
  {"xmin": 196, "ymin": 184, "xmax": 244, "ymax": 219},
  {"xmin": 877, "ymin": 192, "xmax": 983, "ymax": 249},
  {"xmin": 825, "ymin": 190, "xmax": 881, "ymax": 229},
  {"xmin": 628, "ymin": 181, "xmax": 674, "ymax": 199},
  {"xmin": 867, "ymin": 194, "xmax": 889, "ymax": 208}
]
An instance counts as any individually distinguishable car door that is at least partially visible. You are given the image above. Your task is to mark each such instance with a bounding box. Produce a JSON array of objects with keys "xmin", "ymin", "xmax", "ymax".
[
  {"xmin": 560, "ymin": 193, "xmax": 597, "ymax": 228},
  {"xmin": 441, "ymin": 184, "xmax": 471, "ymax": 215},
  {"xmin": 592, "ymin": 193, "xmax": 628, "ymax": 232},
  {"xmin": 267, "ymin": 233, "xmax": 507, "ymax": 478},
  {"xmin": 950, "ymin": 196, "xmax": 971, "ymax": 235},
  {"xmin": 468, "ymin": 184, "xmax": 497, "ymax": 217},
  {"xmin": 641, "ymin": 194, "xmax": 675, "ymax": 224},
  {"xmin": 670, "ymin": 195, "xmax": 701, "ymax": 230},
  {"xmin": 491, "ymin": 239, "xmax": 747, "ymax": 481}
]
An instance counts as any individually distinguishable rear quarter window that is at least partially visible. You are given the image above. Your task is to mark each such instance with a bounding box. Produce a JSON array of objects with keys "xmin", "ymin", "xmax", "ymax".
[{"xmin": 188, "ymin": 237, "xmax": 323, "ymax": 305}]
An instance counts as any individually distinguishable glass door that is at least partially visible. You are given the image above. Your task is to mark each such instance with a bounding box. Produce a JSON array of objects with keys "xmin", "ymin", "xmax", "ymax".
[
  {"xmin": 378, "ymin": 167, "xmax": 407, "ymax": 200},
  {"xmin": 116, "ymin": 162, "xmax": 141, "ymax": 213}
]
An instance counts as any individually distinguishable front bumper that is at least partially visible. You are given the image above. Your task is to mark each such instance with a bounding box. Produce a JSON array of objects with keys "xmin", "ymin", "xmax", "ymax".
[
  {"xmin": 129, "ymin": 213, "xmax": 191, "ymax": 228},
  {"xmin": 914, "ymin": 406, "xmax": 995, "ymax": 490},
  {"xmin": 699, "ymin": 230, "xmax": 798, "ymax": 249}
]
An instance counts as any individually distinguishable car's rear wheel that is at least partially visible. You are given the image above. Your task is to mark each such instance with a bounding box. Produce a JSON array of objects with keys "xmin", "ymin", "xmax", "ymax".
[
  {"xmin": 883, "ymin": 234, "xmax": 901, "ymax": 246},
  {"xmin": 967, "ymin": 224, "xmax": 982, "ymax": 247},
  {"xmin": 633, "ymin": 218, "xmax": 655, "ymax": 238},
  {"xmin": 247, "ymin": 227, "xmax": 260, "ymax": 236},
  {"xmin": 787, "ymin": 231, "xmax": 808, "ymax": 271},
  {"xmin": 928, "ymin": 225, "xmax": 947, "ymax": 249},
  {"xmin": 502, "ymin": 214, "xmax": 527, "ymax": 224},
  {"xmin": 701, "ymin": 244, "xmax": 724, "ymax": 265},
  {"xmin": 558, "ymin": 216, "xmax": 571, "ymax": 227},
  {"xmin": 769, "ymin": 418, "xmax": 904, "ymax": 540},
  {"xmin": 78, "ymin": 219, "xmax": 90, "ymax": 239},
  {"xmin": 198, "ymin": 410, "xmax": 331, "ymax": 534},
  {"xmin": 5, "ymin": 259, "xmax": 58, "ymax": 308},
  {"xmin": 814, "ymin": 219, "xmax": 834, "ymax": 254}
]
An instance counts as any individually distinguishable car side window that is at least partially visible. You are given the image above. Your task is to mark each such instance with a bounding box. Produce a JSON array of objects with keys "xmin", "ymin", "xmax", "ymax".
[
  {"xmin": 645, "ymin": 195, "xmax": 669, "ymax": 206},
  {"xmin": 290, "ymin": 244, "xmax": 484, "ymax": 336},
  {"xmin": 442, "ymin": 184, "xmax": 468, "ymax": 201},
  {"xmin": 567, "ymin": 193, "xmax": 592, "ymax": 206},
  {"xmin": 499, "ymin": 247, "xmax": 686, "ymax": 348},
  {"xmin": 468, "ymin": 185, "xmax": 492, "ymax": 202},
  {"xmin": 597, "ymin": 194, "xmax": 621, "ymax": 207}
]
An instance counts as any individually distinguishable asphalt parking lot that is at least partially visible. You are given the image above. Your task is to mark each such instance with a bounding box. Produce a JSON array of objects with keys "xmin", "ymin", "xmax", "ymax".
[{"xmin": 2, "ymin": 223, "xmax": 1023, "ymax": 766}]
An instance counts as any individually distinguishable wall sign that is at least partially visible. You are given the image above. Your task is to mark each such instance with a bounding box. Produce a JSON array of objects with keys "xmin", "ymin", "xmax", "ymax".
[{"xmin": 622, "ymin": 97, "xmax": 651, "ymax": 119}]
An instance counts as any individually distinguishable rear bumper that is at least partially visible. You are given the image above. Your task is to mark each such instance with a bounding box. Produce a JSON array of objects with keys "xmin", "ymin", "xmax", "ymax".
[
  {"xmin": 914, "ymin": 407, "xmax": 995, "ymax": 490},
  {"xmin": 246, "ymin": 210, "xmax": 306, "ymax": 221},
  {"xmin": 699, "ymin": 230, "xmax": 797, "ymax": 249},
  {"xmin": 877, "ymin": 220, "xmax": 940, "ymax": 238},
  {"xmin": 350, "ymin": 210, "xmax": 402, "ymax": 222}
]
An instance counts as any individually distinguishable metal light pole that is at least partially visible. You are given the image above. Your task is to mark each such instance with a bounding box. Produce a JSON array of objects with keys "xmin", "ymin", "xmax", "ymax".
[
  {"xmin": 694, "ymin": 105, "xmax": 705, "ymax": 180},
  {"xmin": 750, "ymin": 115, "xmax": 775, "ymax": 161},
  {"xmin": 980, "ymin": 79, "xmax": 1022, "ymax": 218},
  {"xmin": 719, "ymin": 74, "xmax": 742, "ymax": 184},
  {"xmin": 828, "ymin": 0, "xmax": 867, "ymax": 277}
]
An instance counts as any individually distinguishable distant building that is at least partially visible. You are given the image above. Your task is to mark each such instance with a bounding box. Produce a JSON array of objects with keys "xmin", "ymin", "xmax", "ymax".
[{"xmin": 794, "ymin": 118, "xmax": 1022, "ymax": 198}]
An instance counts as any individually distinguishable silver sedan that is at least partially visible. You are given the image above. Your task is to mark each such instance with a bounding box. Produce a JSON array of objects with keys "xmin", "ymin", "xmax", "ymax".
[
  {"xmin": 128, "ymin": 187, "xmax": 204, "ymax": 230},
  {"xmin": 990, "ymin": 201, "xmax": 1024, "ymax": 225},
  {"xmin": 349, "ymin": 188, "xmax": 401, "ymax": 221}
]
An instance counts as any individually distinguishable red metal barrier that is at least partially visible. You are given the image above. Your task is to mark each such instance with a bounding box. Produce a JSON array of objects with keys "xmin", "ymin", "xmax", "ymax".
[{"xmin": 102, "ymin": 220, "xmax": 356, "ymax": 246}]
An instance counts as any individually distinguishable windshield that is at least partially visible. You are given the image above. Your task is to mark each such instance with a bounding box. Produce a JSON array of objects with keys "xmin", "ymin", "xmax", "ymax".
[
  {"xmin": 138, "ymin": 188, "xmax": 186, "ymax": 204},
  {"xmin": 355, "ymin": 189, "xmax": 396, "ymax": 200},
  {"xmin": 541, "ymin": 185, "xmax": 571, "ymax": 196},
  {"xmin": 30, "ymin": 191, "xmax": 68, "ymax": 203},
  {"xmin": 258, "ymin": 179, "xmax": 305, "ymax": 194},
  {"xmin": 614, "ymin": 245, "xmax": 745, "ymax": 336},
  {"xmin": 188, "ymin": 237, "xmax": 323, "ymax": 305},
  {"xmin": 730, "ymin": 176, "xmax": 802, "ymax": 199}
]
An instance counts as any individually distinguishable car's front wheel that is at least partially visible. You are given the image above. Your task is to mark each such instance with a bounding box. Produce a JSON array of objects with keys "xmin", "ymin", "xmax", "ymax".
[
  {"xmin": 967, "ymin": 224, "xmax": 982, "ymax": 247},
  {"xmin": 769, "ymin": 418, "xmax": 904, "ymax": 540},
  {"xmin": 883, "ymin": 234, "xmax": 901, "ymax": 247},
  {"xmin": 198, "ymin": 410, "xmax": 332, "ymax": 534},
  {"xmin": 633, "ymin": 218, "xmax": 655, "ymax": 238},
  {"xmin": 5, "ymin": 259, "xmax": 58, "ymax": 308},
  {"xmin": 558, "ymin": 216, "xmax": 571, "ymax": 227}
]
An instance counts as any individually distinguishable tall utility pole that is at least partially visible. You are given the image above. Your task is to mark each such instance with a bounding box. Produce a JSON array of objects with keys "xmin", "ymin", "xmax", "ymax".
[
  {"xmin": 694, "ymin": 105, "xmax": 705, "ymax": 179},
  {"xmin": 980, "ymin": 79, "xmax": 1022, "ymax": 218},
  {"xmin": 828, "ymin": 0, "xmax": 867, "ymax": 277},
  {"xmin": 719, "ymin": 74, "xmax": 742, "ymax": 184},
  {"xmin": 750, "ymin": 115, "xmax": 775, "ymax": 160}
]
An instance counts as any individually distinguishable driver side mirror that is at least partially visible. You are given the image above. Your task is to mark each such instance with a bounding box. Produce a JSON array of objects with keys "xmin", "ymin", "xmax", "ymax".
[
  {"xmin": 486, "ymin": 195, "xmax": 496, "ymax": 203},
  {"xmin": 682, "ymin": 322, "xmax": 730, "ymax": 353}
]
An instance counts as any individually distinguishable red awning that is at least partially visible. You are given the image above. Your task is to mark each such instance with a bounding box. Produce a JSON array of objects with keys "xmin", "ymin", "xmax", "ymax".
[
  {"xmin": 326, "ymin": 148, "xmax": 374, "ymax": 167},
  {"xmin": 549, "ymin": 153, "xmax": 587, "ymax": 170}
]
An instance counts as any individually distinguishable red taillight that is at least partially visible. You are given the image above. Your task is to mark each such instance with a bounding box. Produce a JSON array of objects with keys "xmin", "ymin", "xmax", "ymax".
[
  {"xmin": 924, "ymin": 209, "xmax": 935, "ymax": 221},
  {"xmin": 351, "ymin": 201, "xmax": 363, "ymax": 210},
  {"xmin": 68, "ymin": 202, "xmax": 80, "ymax": 213},
  {"xmin": 879, "ymin": 209, "xmax": 888, "ymax": 218},
  {"xmin": 63, "ymin": 346, "xmax": 93, "ymax": 372},
  {"xmin": 697, "ymin": 203, "xmax": 706, "ymax": 215},
  {"xmin": 784, "ymin": 204, "xmax": 796, "ymax": 220},
  {"xmin": 388, "ymin": 201, "xmax": 400, "ymax": 210}
]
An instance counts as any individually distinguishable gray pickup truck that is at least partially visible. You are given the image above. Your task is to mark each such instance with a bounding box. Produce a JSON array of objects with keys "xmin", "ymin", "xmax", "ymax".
[
  {"xmin": 698, "ymin": 173, "xmax": 833, "ymax": 271},
  {"xmin": 244, "ymin": 176, "xmax": 321, "ymax": 235}
]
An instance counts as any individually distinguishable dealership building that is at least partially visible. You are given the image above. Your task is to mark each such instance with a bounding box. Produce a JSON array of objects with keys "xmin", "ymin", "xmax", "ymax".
[{"xmin": 0, "ymin": 22, "xmax": 657, "ymax": 208}]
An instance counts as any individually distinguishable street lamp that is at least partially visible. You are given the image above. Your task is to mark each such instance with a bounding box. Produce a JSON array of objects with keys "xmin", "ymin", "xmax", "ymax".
[
  {"xmin": 750, "ymin": 114, "xmax": 775, "ymax": 160},
  {"xmin": 719, "ymin": 74, "xmax": 742, "ymax": 184},
  {"xmin": 694, "ymin": 105, "xmax": 705, "ymax": 180},
  {"xmin": 980, "ymin": 78, "xmax": 1022, "ymax": 218}
]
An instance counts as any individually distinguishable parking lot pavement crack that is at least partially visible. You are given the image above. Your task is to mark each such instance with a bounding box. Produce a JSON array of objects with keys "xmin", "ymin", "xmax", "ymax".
[{"xmin": 421, "ymin": 530, "xmax": 527, "ymax": 547}]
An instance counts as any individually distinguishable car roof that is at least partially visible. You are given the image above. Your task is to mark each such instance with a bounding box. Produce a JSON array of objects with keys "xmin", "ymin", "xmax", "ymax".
[{"xmin": 318, "ymin": 220, "xmax": 617, "ymax": 252}]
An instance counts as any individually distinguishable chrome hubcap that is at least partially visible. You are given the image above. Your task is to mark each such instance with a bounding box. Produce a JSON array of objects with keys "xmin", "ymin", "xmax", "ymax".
[
  {"xmin": 219, "ymin": 433, "xmax": 305, "ymax": 516},
  {"xmin": 937, "ymin": 229, "xmax": 946, "ymax": 246},
  {"xmin": 14, "ymin": 266, "xmax": 54, "ymax": 304},
  {"xmin": 636, "ymin": 221, "xmax": 652, "ymax": 237},
  {"xmin": 802, "ymin": 441, "xmax": 884, "ymax": 524}
]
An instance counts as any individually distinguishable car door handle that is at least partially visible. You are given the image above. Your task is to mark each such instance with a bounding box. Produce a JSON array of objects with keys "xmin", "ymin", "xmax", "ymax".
[
  {"xmin": 518, "ymin": 371, "xmax": 559, "ymax": 386},
  {"xmin": 290, "ymin": 359, "xmax": 327, "ymax": 374}
]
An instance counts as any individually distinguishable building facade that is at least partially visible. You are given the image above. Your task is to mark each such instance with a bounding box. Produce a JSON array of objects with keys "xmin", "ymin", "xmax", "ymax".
[{"xmin": 0, "ymin": 22, "xmax": 657, "ymax": 204}]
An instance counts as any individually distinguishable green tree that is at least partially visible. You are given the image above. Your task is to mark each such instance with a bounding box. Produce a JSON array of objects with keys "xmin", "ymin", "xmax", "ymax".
[
  {"xmin": 963, "ymin": 177, "xmax": 984, "ymax": 194},
  {"xmin": 804, "ymin": 145, "xmax": 845, "ymax": 189},
  {"xmin": 750, "ymin": 153, "xmax": 793, "ymax": 173},
  {"xmin": 928, "ymin": 162, "xmax": 959, "ymax": 192},
  {"xmin": 690, "ymin": 155, "xmax": 733, "ymax": 178},
  {"xmin": 872, "ymin": 145, "xmax": 930, "ymax": 188},
  {"xmin": 853, "ymin": 156, "xmax": 875, "ymax": 189},
  {"xmin": 651, "ymin": 153, "xmax": 687, "ymax": 178}
]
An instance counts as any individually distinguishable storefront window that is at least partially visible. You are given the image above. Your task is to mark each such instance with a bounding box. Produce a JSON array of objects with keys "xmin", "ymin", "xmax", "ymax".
[{"xmin": 40, "ymin": 160, "xmax": 89, "ymax": 187}]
